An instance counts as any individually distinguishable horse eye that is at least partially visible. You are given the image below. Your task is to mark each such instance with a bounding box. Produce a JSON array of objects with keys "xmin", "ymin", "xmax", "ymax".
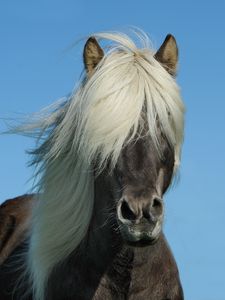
[
  {"xmin": 161, "ymin": 155, "xmax": 168, "ymax": 164},
  {"xmin": 115, "ymin": 169, "xmax": 123, "ymax": 184},
  {"xmin": 118, "ymin": 173, "xmax": 123, "ymax": 183}
]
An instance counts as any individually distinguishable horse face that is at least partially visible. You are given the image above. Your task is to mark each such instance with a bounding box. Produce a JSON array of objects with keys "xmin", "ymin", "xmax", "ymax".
[
  {"xmin": 83, "ymin": 34, "xmax": 179, "ymax": 245},
  {"xmin": 112, "ymin": 135, "xmax": 174, "ymax": 245}
]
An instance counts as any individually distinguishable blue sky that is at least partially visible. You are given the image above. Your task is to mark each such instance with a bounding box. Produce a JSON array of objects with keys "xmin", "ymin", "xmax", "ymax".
[{"xmin": 1, "ymin": 1, "xmax": 225, "ymax": 299}]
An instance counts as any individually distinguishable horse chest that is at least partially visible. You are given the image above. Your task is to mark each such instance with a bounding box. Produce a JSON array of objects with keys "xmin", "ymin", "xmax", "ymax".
[
  {"xmin": 93, "ymin": 266, "xmax": 164, "ymax": 300},
  {"xmin": 93, "ymin": 248, "xmax": 166, "ymax": 300}
]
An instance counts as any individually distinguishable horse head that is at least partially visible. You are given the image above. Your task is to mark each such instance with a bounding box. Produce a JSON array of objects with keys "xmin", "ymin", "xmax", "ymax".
[{"xmin": 83, "ymin": 33, "xmax": 181, "ymax": 246}]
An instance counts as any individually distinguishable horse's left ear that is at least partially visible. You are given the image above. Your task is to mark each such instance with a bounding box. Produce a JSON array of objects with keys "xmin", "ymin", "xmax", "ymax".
[
  {"xmin": 83, "ymin": 37, "xmax": 104, "ymax": 77},
  {"xmin": 154, "ymin": 34, "xmax": 178, "ymax": 76}
]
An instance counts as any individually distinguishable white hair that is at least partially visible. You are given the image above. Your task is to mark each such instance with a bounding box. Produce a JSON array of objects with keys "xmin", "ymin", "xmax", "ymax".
[{"xmin": 17, "ymin": 30, "xmax": 184, "ymax": 299}]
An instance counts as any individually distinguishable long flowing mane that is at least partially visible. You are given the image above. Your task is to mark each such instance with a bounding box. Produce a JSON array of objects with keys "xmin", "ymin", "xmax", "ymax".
[{"xmin": 18, "ymin": 31, "xmax": 184, "ymax": 300}]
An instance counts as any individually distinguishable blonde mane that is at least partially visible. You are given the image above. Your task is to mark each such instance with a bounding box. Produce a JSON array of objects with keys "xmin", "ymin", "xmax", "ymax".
[{"xmin": 21, "ymin": 30, "xmax": 184, "ymax": 300}]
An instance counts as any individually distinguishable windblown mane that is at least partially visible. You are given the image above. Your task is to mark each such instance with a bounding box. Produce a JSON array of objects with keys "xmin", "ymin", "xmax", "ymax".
[{"xmin": 18, "ymin": 30, "xmax": 184, "ymax": 300}]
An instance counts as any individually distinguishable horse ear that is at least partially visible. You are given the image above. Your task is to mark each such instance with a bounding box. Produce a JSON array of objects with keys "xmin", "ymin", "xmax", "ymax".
[
  {"xmin": 83, "ymin": 37, "xmax": 104, "ymax": 76},
  {"xmin": 154, "ymin": 34, "xmax": 178, "ymax": 76}
]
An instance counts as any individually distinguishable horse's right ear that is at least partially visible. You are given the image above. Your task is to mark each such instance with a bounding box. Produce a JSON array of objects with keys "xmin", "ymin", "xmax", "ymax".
[{"xmin": 83, "ymin": 37, "xmax": 104, "ymax": 77}]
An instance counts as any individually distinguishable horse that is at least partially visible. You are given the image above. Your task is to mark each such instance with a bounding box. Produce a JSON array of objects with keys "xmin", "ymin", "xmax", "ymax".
[{"xmin": 0, "ymin": 30, "xmax": 185, "ymax": 300}]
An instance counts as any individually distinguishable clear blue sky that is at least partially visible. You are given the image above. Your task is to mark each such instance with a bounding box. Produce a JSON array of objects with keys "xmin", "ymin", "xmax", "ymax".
[{"xmin": 1, "ymin": 1, "xmax": 225, "ymax": 299}]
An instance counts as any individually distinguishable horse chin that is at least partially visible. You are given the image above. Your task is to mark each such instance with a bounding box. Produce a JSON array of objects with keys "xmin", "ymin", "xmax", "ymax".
[
  {"xmin": 126, "ymin": 237, "xmax": 159, "ymax": 247},
  {"xmin": 119, "ymin": 224, "xmax": 161, "ymax": 247}
]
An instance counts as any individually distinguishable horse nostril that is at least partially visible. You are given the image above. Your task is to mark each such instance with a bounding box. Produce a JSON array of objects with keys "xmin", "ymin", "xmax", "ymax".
[
  {"xmin": 152, "ymin": 197, "xmax": 163, "ymax": 216},
  {"xmin": 120, "ymin": 200, "xmax": 136, "ymax": 221}
]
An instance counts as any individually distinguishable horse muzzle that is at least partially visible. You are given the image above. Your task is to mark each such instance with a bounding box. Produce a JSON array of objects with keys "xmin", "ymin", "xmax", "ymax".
[{"xmin": 117, "ymin": 196, "xmax": 164, "ymax": 245}]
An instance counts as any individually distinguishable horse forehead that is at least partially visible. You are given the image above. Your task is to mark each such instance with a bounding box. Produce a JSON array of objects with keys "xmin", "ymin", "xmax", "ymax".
[
  {"xmin": 123, "ymin": 137, "xmax": 160, "ymax": 170},
  {"xmin": 118, "ymin": 135, "xmax": 174, "ymax": 188}
]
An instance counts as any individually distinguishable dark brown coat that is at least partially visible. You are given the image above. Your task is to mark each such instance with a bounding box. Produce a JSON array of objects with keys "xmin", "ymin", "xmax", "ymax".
[{"xmin": 0, "ymin": 194, "xmax": 34, "ymax": 265}]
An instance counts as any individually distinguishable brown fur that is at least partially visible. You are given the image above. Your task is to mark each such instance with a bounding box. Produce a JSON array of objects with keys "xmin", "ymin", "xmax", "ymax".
[
  {"xmin": 0, "ymin": 195, "xmax": 34, "ymax": 265},
  {"xmin": 93, "ymin": 235, "xmax": 183, "ymax": 300}
]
